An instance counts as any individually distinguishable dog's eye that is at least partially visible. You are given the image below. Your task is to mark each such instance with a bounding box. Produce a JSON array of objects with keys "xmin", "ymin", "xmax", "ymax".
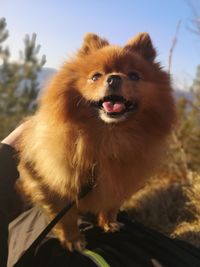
[
  {"xmin": 128, "ymin": 72, "xmax": 140, "ymax": 81},
  {"xmin": 91, "ymin": 73, "xmax": 102, "ymax": 81}
]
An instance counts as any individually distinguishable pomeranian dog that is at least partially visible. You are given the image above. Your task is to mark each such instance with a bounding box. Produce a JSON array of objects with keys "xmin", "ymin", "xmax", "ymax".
[{"xmin": 17, "ymin": 32, "xmax": 175, "ymax": 251}]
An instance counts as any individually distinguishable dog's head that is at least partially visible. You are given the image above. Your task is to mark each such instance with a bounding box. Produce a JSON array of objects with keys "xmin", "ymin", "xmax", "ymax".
[{"xmin": 41, "ymin": 33, "xmax": 175, "ymax": 136}]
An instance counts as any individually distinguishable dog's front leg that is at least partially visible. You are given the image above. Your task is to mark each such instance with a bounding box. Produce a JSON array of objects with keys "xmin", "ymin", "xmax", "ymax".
[{"xmin": 45, "ymin": 203, "xmax": 86, "ymax": 251}]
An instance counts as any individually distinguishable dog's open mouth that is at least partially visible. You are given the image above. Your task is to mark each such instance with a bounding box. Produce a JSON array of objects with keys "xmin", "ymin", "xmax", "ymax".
[{"xmin": 92, "ymin": 95, "xmax": 137, "ymax": 117}]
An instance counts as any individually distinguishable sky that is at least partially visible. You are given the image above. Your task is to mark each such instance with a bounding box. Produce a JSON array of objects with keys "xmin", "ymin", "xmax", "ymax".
[{"xmin": 1, "ymin": 0, "xmax": 200, "ymax": 90}]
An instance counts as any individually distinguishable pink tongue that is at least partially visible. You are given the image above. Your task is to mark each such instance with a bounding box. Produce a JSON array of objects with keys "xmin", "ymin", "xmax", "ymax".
[{"xmin": 102, "ymin": 101, "xmax": 125, "ymax": 113}]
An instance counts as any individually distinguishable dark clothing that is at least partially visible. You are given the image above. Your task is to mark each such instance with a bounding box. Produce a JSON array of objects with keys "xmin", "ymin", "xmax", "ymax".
[
  {"xmin": 7, "ymin": 206, "xmax": 200, "ymax": 267},
  {"xmin": 0, "ymin": 144, "xmax": 20, "ymax": 267},
  {"xmin": 1, "ymin": 142, "xmax": 200, "ymax": 267}
]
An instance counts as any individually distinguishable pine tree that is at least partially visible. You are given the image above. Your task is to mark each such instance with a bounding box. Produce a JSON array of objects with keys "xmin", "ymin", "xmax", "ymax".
[{"xmin": 0, "ymin": 18, "xmax": 46, "ymax": 139}]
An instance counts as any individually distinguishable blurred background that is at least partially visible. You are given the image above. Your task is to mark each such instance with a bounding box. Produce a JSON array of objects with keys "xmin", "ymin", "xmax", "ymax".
[{"xmin": 0, "ymin": 0, "xmax": 200, "ymax": 177}]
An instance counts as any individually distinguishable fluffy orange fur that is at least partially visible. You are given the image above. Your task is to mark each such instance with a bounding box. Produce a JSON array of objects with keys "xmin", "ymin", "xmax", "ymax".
[{"xmin": 17, "ymin": 32, "xmax": 175, "ymax": 250}]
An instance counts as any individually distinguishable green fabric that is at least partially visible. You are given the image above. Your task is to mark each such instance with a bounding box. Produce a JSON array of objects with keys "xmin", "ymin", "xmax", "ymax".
[{"xmin": 82, "ymin": 249, "xmax": 111, "ymax": 267}]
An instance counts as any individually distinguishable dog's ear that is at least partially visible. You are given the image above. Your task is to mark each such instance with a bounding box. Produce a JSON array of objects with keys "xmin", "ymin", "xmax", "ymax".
[
  {"xmin": 78, "ymin": 33, "xmax": 109, "ymax": 55},
  {"xmin": 124, "ymin": 32, "xmax": 156, "ymax": 62}
]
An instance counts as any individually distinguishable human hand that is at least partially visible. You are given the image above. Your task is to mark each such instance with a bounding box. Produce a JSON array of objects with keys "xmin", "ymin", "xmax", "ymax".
[{"xmin": 1, "ymin": 122, "xmax": 28, "ymax": 148}]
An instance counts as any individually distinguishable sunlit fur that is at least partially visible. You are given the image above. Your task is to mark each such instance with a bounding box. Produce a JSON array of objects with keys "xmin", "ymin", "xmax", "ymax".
[{"xmin": 17, "ymin": 32, "xmax": 176, "ymax": 250}]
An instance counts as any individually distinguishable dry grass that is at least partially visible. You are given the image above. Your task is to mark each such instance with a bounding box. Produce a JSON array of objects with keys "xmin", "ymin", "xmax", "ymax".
[{"xmin": 123, "ymin": 171, "xmax": 200, "ymax": 248}]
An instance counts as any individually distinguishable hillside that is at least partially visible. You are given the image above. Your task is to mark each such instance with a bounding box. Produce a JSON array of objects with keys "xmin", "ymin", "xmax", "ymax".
[
  {"xmin": 37, "ymin": 67, "xmax": 57, "ymax": 89},
  {"xmin": 38, "ymin": 68, "xmax": 192, "ymax": 100}
]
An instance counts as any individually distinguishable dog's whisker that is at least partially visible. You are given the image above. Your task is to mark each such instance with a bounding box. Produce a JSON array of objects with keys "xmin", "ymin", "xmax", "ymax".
[{"xmin": 76, "ymin": 97, "xmax": 84, "ymax": 107}]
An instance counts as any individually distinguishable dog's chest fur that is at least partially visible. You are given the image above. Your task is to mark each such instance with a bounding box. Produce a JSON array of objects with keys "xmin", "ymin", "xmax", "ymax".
[
  {"xmin": 19, "ymin": 123, "xmax": 150, "ymax": 213},
  {"xmin": 66, "ymin": 129, "xmax": 147, "ymax": 206}
]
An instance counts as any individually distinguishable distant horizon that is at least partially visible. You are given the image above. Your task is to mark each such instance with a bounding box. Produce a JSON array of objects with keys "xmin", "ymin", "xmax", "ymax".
[{"xmin": 1, "ymin": 0, "xmax": 200, "ymax": 91}]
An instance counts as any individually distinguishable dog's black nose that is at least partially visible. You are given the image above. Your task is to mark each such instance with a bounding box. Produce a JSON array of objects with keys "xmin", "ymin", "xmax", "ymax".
[{"xmin": 107, "ymin": 75, "xmax": 122, "ymax": 90}]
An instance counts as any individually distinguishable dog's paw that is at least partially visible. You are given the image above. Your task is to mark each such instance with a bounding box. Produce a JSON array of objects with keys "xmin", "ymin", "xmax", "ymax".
[
  {"xmin": 62, "ymin": 235, "xmax": 87, "ymax": 252},
  {"xmin": 103, "ymin": 221, "xmax": 124, "ymax": 233}
]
